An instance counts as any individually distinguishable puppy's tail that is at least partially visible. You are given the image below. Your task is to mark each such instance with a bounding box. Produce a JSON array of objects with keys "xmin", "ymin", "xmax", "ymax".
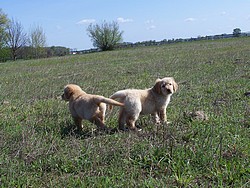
[
  {"xmin": 100, "ymin": 97, "xmax": 124, "ymax": 107},
  {"xmin": 95, "ymin": 96, "xmax": 124, "ymax": 108}
]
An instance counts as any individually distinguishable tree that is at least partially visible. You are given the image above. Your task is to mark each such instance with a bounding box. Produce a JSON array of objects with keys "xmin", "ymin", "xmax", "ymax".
[
  {"xmin": 0, "ymin": 9, "xmax": 10, "ymax": 62},
  {"xmin": 29, "ymin": 25, "xmax": 47, "ymax": 58},
  {"xmin": 0, "ymin": 9, "xmax": 9, "ymax": 48},
  {"xmin": 87, "ymin": 21, "xmax": 123, "ymax": 51},
  {"xmin": 233, "ymin": 28, "xmax": 241, "ymax": 37},
  {"xmin": 6, "ymin": 18, "xmax": 27, "ymax": 60}
]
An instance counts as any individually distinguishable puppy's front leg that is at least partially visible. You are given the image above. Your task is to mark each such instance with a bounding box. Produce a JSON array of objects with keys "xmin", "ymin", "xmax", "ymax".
[
  {"xmin": 73, "ymin": 116, "xmax": 83, "ymax": 130},
  {"xmin": 152, "ymin": 112, "xmax": 161, "ymax": 124},
  {"xmin": 158, "ymin": 109, "xmax": 167, "ymax": 123}
]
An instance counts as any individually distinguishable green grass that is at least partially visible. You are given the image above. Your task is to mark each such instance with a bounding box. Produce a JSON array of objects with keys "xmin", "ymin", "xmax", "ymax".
[{"xmin": 0, "ymin": 37, "xmax": 249, "ymax": 187}]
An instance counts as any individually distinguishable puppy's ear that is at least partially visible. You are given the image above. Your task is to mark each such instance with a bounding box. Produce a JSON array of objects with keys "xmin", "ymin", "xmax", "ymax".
[
  {"xmin": 172, "ymin": 79, "xmax": 178, "ymax": 92},
  {"xmin": 153, "ymin": 78, "xmax": 162, "ymax": 94},
  {"xmin": 64, "ymin": 86, "xmax": 74, "ymax": 100}
]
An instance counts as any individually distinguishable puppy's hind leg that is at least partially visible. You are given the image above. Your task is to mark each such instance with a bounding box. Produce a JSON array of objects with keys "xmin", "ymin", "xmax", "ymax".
[
  {"xmin": 118, "ymin": 109, "xmax": 127, "ymax": 131},
  {"xmin": 90, "ymin": 117, "xmax": 107, "ymax": 131},
  {"xmin": 98, "ymin": 103, "xmax": 106, "ymax": 124},
  {"xmin": 126, "ymin": 115, "xmax": 140, "ymax": 131}
]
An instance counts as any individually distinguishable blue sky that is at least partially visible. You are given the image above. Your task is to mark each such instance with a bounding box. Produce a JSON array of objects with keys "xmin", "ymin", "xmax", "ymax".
[{"xmin": 1, "ymin": 0, "xmax": 250, "ymax": 50}]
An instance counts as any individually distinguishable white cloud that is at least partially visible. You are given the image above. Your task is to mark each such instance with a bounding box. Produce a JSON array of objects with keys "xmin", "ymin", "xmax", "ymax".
[
  {"xmin": 220, "ymin": 11, "xmax": 227, "ymax": 16},
  {"xmin": 147, "ymin": 25, "xmax": 156, "ymax": 30},
  {"xmin": 145, "ymin": 19, "xmax": 154, "ymax": 24},
  {"xmin": 185, "ymin": 18, "xmax": 196, "ymax": 22},
  {"xmin": 76, "ymin": 19, "xmax": 96, "ymax": 25},
  {"xmin": 117, "ymin": 17, "xmax": 133, "ymax": 23},
  {"xmin": 145, "ymin": 19, "xmax": 156, "ymax": 30}
]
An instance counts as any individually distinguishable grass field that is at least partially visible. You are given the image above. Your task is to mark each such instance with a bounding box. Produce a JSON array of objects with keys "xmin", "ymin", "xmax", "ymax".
[{"xmin": 0, "ymin": 37, "xmax": 249, "ymax": 187}]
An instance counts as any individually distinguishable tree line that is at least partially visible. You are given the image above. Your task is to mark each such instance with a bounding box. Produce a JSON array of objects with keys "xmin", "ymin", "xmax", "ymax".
[
  {"xmin": 115, "ymin": 28, "xmax": 248, "ymax": 49},
  {"xmin": 74, "ymin": 27, "xmax": 248, "ymax": 54}
]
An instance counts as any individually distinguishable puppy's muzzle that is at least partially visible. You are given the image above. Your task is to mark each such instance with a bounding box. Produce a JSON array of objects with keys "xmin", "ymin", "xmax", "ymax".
[
  {"xmin": 166, "ymin": 89, "xmax": 172, "ymax": 93},
  {"xmin": 61, "ymin": 94, "xmax": 65, "ymax": 100}
]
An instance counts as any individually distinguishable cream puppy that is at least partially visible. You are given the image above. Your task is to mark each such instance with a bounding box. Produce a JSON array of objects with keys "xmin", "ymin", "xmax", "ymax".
[{"xmin": 110, "ymin": 77, "xmax": 178, "ymax": 131}]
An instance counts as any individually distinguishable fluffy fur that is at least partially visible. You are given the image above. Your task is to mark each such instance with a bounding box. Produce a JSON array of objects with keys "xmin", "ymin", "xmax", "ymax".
[
  {"xmin": 110, "ymin": 77, "xmax": 178, "ymax": 131},
  {"xmin": 62, "ymin": 84, "xmax": 124, "ymax": 130}
]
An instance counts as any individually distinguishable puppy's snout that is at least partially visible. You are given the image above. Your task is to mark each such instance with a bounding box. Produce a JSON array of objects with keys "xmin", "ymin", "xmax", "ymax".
[
  {"xmin": 166, "ymin": 89, "xmax": 172, "ymax": 93},
  {"xmin": 61, "ymin": 94, "xmax": 65, "ymax": 100}
]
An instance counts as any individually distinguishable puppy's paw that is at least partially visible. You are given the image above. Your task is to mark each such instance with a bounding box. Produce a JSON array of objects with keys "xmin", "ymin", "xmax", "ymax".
[
  {"xmin": 119, "ymin": 127, "xmax": 129, "ymax": 132},
  {"xmin": 129, "ymin": 127, "xmax": 142, "ymax": 132}
]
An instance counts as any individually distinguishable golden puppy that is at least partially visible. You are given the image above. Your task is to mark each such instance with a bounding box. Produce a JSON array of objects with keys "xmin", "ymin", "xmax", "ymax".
[
  {"xmin": 110, "ymin": 77, "xmax": 178, "ymax": 131},
  {"xmin": 62, "ymin": 84, "xmax": 124, "ymax": 130}
]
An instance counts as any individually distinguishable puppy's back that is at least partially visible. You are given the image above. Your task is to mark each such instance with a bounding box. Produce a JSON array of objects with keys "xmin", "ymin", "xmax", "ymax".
[
  {"xmin": 111, "ymin": 89, "xmax": 150, "ymax": 99},
  {"xmin": 110, "ymin": 90, "xmax": 128, "ymax": 100}
]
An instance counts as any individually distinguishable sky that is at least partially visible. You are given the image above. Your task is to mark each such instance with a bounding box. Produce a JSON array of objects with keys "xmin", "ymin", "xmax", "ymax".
[{"xmin": 1, "ymin": 0, "xmax": 250, "ymax": 50}]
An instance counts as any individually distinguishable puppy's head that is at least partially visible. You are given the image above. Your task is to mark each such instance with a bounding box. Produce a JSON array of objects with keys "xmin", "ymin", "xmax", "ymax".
[
  {"xmin": 153, "ymin": 77, "xmax": 178, "ymax": 95},
  {"xmin": 61, "ymin": 84, "xmax": 82, "ymax": 101}
]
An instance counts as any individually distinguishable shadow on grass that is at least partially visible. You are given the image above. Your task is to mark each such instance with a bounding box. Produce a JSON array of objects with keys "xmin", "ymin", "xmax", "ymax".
[
  {"xmin": 59, "ymin": 116, "xmax": 181, "ymax": 141},
  {"xmin": 60, "ymin": 121, "xmax": 120, "ymax": 139}
]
